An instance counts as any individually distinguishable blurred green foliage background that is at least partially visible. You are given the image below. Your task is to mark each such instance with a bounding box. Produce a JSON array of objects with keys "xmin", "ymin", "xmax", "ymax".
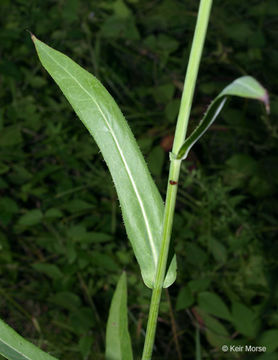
[{"xmin": 0, "ymin": 0, "xmax": 278, "ymax": 359}]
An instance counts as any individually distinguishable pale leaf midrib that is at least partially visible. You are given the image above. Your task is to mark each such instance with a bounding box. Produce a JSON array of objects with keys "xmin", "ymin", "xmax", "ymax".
[
  {"xmin": 0, "ymin": 339, "xmax": 30, "ymax": 360},
  {"xmin": 39, "ymin": 44, "xmax": 158, "ymax": 266}
]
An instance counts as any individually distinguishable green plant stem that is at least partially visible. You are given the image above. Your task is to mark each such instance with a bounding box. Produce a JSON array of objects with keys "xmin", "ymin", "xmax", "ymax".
[
  {"xmin": 141, "ymin": 1, "xmax": 213, "ymax": 359},
  {"xmin": 172, "ymin": 0, "xmax": 213, "ymax": 154}
]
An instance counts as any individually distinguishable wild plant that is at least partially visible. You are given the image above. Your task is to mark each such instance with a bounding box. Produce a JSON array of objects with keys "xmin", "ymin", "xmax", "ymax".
[{"xmin": 0, "ymin": 0, "xmax": 269, "ymax": 359}]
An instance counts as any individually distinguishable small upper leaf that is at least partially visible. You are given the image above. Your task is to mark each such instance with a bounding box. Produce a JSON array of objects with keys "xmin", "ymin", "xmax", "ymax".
[
  {"xmin": 175, "ymin": 76, "xmax": 269, "ymax": 160},
  {"xmin": 105, "ymin": 273, "xmax": 133, "ymax": 360},
  {"xmin": 31, "ymin": 35, "xmax": 176, "ymax": 288}
]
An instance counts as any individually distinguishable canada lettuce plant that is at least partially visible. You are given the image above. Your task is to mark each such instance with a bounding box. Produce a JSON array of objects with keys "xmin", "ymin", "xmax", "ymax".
[{"xmin": 0, "ymin": 0, "xmax": 269, "ymax": 359}]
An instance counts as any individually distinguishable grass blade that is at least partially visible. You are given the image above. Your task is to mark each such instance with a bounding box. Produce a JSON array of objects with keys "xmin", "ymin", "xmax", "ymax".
[
  {"xmin": 105, "ymin": 273, "xmax": 133, "ymax": 360},
  {"xmin": 32, "ymin": 35, "xmax": 176, "ymax": 288},
  {"xmin": 0, "ymin": 319, "xmax": 58, "ymax": 360},
  {"xmin": 176, "ymin": 76, "xmax": 269, "ymax": 160}
]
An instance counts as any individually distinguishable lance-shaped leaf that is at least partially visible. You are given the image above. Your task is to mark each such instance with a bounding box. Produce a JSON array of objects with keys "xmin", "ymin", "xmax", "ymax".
[
  {"xmin": 32, "ymin": 36, "xmax": 176, "ymax": 288},
  {"xmin": 175, "ymin": 76, "xmax": 269, "ymax": 160},
  {"xmin": 0, "ymin": 318, "xmax": 58, "ymax": 360},
  {"xmin": 106, "ymin": 272, "xmax": 133, "ymax": 360}
]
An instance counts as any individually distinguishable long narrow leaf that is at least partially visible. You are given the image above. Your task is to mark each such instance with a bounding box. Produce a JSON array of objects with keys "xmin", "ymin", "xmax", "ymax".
[
  {"xmin": 32, "ymin": 35, "xmax": 176, "ymax": 288},
  {"xmin": 0, "ymin": 319, "xmax": 58, "ymax": 360},
  {"xmin": 105, "ymin": 272, "xmax": 133, "ymax": 360},
  {"xmin": 176, "ymin": 76, "xmax": 269, "ymax": 160}
]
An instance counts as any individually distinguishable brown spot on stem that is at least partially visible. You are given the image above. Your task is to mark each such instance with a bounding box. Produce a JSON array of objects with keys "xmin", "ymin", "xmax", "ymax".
[{"xmin": 169, "ymin": 180, "xmax": 177, "ymax": 185}]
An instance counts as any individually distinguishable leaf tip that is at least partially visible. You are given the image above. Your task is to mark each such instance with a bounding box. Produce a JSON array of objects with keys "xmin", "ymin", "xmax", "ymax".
[
  {"xmin": 26, "ymin": 30, "xmax": 37, "ymax": 43},
  {"xmin": 261, "ymin": 90, "xmax": 270, "ymax": 114}
]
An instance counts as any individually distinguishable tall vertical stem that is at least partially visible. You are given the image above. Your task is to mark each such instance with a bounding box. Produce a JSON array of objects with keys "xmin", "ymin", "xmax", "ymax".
[{"xmin": 141, "ymin": 1, "xmax": 213, "ymax": 359}]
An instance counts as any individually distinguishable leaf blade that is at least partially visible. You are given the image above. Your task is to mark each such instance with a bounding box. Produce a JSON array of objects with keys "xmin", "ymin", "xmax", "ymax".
[
  {"xmin": 0, "ymin": 319, "xmax": 58, "ymax": 360},
  {"xmin": 198, "ymin": 291, "xmax": 231, "ymax": 321},
  {"xmin": 105, "ymin": 273, "xmax": 133, "ymax": 360},
  {"xmin": 32, "ymin": 35, "xmax": 176, "ymax": 288},
  {"xmin": 176, "ymin": 76, "xmax": 269, "ymax": 160}
]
